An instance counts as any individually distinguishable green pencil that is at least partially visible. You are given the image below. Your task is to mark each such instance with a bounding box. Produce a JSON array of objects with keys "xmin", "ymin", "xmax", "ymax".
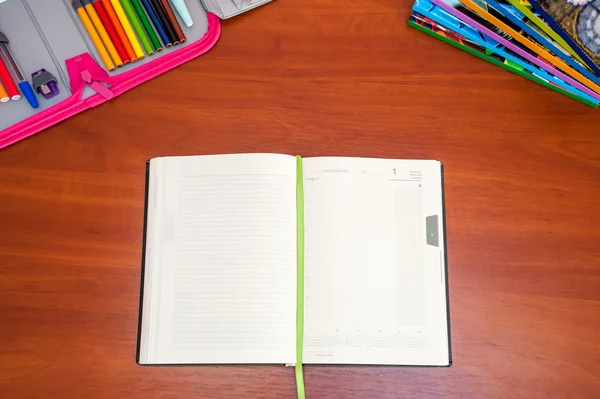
[
  {"xmin": 119, "ymin": 0, "xmax": 155, "ymax": 55},
  {"xmin": 129, "ymin": 0, "xmax": 162, "ymax": 52}
]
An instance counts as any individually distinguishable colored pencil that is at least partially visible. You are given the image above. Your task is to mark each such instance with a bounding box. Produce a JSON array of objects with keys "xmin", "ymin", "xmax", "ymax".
[
  {"xmin": 92, "ymin": 0, "xmax": 131, "ymax": 63},
  {"xmin": 0, "ymin": 55, "xmax": 19, "ymax": 100},
  {"xmin": 140, "ymin": 0, "xmax": 172, "ymax": 47},
  {"xmin": 130, "ymin": 0, "xmax": 163, "ymax": 51},
  {"xmin": 82, "ymin": 0, "xmax": 124, "ymax": 67},
  {"xmin": 0, "ymin": 80, "xmax": 10, "ymax": 103},
  {"xmin": 159, "ymin": 0, "xmax": 186, "ymax": 43},
  {"xmin": 169, "ymin": 0, "xmax": 193, "ymax": 27},
  {"xmin": 149, "ymin": 0, "xmax": 178, "ymax": 45},
  {"xmin": 117, "ymin": 0, "xmax": 153, "ymax": 56},
  {"xmin": 72, "ymin": 0, "xmax": 116, "ymax": 71},
  {"xmin": 102, "ymin": 0, "xmax": 138, "ymax": 61}
]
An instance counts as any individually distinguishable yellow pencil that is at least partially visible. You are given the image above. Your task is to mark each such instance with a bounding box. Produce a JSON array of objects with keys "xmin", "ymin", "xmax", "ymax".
[
  {"xmin": 72, "ymin": 0, "xmax": 116, "ymax": 71},
  {"xmin": 83, "ymin": 0, "xmax": 124, "ymax": 67},
  {"xmin": 110, "ymin": 0, "xmax": 145, "ymax": 59}
]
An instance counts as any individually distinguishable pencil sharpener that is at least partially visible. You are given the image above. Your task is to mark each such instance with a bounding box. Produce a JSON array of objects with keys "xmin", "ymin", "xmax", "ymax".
[{"xmin": 31, "ymin": 69, "xmax": 59, "ymax": 100}]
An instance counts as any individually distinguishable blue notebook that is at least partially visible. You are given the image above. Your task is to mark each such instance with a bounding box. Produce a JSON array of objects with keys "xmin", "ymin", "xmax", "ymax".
[
  {"xmin": 412, "ymin": 0, "xmax": 599, "ymax": 105},
  {"xmin": 528, "ymin": 0, "xmax": 600, "ymax": 75},
  {"xmin": 460, "ymin": 0, "xmax": 600, "ymax": 82}
]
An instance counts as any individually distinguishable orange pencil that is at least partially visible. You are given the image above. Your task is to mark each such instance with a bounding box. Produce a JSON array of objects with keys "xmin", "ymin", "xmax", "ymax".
[
  {"xmin": 82, "ymin": 0, "xmax": 124, "ymax": 67},
  {"xmin": 72, "ymin": 0, "xmax": 116, "ymax": 70},
  {"xmin": 0, "ymin": 80, "xmax": 8, "ymax": 103},
  {"xmin": 101, "ymin": 0, "xmax": 138, "ymax": 62}
]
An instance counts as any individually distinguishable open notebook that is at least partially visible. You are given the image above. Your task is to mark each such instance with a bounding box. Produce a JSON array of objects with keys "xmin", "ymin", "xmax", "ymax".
[{"xmin": 137, "ymin": 154, "xmax": 451, "ymax": 381}]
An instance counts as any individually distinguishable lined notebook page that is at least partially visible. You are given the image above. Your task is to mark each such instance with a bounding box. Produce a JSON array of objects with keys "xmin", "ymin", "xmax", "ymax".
[
  {"xmin": 140, "ymin": 154, "xmax": 297, "ymax": 364},
  {"xmin": 301, "ymin": 157, "xmax": 449, "ymax": 366}
]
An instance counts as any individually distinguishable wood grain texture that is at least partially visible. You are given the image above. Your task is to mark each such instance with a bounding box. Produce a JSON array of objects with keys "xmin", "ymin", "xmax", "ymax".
[{"xmin": 1, "ymin": 0, "xmax": 600, "ymax": 397}]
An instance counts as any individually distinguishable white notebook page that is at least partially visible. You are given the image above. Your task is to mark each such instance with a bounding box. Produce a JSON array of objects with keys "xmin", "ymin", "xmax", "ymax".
[
  {"xmin": 302, "ymin": 157, "xmax": 449, "ymax": 365},
  {"xmin": 139, "ymin": 154, "xmax": 297, "ymax": 364}
]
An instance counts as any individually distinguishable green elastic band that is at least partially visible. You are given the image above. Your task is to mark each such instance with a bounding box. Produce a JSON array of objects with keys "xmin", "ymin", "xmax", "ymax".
[{"xmin": 295, "ymin": 155, "xmax": 306, "ymax": 399}]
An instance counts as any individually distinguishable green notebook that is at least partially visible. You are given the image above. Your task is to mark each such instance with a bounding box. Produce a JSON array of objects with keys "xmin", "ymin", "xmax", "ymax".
[{"xmin": 137, "ymin": 153, "xmax": 451, "ymax": 396}]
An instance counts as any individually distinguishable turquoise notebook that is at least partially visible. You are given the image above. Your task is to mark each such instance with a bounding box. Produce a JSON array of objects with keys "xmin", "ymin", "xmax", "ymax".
[{"xmin": 137, "ymin": 153, "xmax": 451, "ymax": 398}]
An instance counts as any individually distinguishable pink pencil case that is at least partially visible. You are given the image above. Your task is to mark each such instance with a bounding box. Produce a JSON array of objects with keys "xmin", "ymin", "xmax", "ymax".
[{"xmin": 0, "ymin": 0, "xmax": 271, "ymax": 149}]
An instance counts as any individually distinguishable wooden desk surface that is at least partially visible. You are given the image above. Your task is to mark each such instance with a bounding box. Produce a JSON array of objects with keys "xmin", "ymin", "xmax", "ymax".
[{"xmin": 1, "ymin": 0, "xmax": 600, "ymax": 397}]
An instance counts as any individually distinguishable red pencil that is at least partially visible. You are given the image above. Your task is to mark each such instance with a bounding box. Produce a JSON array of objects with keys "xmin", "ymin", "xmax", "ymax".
[
  {"xmin": 92, "ymin": 0, "xmax": 131, "ymax": 64},
  {"xmin": 0, "ymin": 55, "xmax": 20, "ymax": 100}
]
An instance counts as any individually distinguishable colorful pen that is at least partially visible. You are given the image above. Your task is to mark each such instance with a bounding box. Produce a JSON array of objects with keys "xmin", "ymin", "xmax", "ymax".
[
  {"xmin": 110, "ymin": 0, "xmax": 145, "ymax": 59},
  {"xmin": 130, "ymin": 0, "xmax": 163, "ymax": 52},
  {"xmin": 72, "ymin": 0, "xmax": 116, "ymax": 71},
  {"xmin": 102, "ymin": 0, "xmax": 137, "ymax": 62},
  {"xmin": 0, "ymin": 80, "xmax": 9, "ymax": 103},
  {"xmin": 0, "ymin": 56, "xmax": 19, "ymax": 101},
  {"xmin": 118, "ymin": 0, "xmax": 155, "ymax": 55},
  {"xmin": 93, "ymin": 0, "xmax": 130, "ymax": 63},
  {"xmin": 0, "ymin": 32, "xmax": 37, "ymax": 107},
  {"xmin": 150, "ymin": 0, "xmax": 179, "ymax": 45},
  {"xmin": 140, "ymin": 0, "xmax": 172, "ymax": 46},
  {"xmin": 169, "ymin": 0, "xmax": 193, "ymax": 27},
  {"xmin": 159, "ymin": 0, "xmax": 186, "ymax": 43},
  {"xmin": 83, "ymin": 0, "xmax": 124, "ymax": 67}
]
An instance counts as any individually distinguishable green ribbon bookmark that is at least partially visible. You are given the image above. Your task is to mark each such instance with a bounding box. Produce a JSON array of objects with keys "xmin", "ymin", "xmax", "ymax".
[{"xmin": 295, "ymin": 155, "xmax": 306, "ymax": 399}]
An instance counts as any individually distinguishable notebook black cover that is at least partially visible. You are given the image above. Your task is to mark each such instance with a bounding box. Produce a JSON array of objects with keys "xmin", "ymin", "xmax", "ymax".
[
  {"xmin": 135, "ymin": 159, "xmax": 453, "ymax": 366},
  {"xmin": 136, "ymin": 161, "xmax": 151, "ymax": 364}
]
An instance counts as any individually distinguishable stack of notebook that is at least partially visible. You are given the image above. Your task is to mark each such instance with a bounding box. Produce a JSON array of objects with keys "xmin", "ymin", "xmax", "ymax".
[{"xmin": 409, "ymin": 0, "xmax": 600, "ymax": 107}]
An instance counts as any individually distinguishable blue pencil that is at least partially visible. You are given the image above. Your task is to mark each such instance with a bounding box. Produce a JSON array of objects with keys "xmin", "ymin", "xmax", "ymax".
[{"xmin": 140, "ymin": 0, "xmax": 172, "ymax": 46}]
